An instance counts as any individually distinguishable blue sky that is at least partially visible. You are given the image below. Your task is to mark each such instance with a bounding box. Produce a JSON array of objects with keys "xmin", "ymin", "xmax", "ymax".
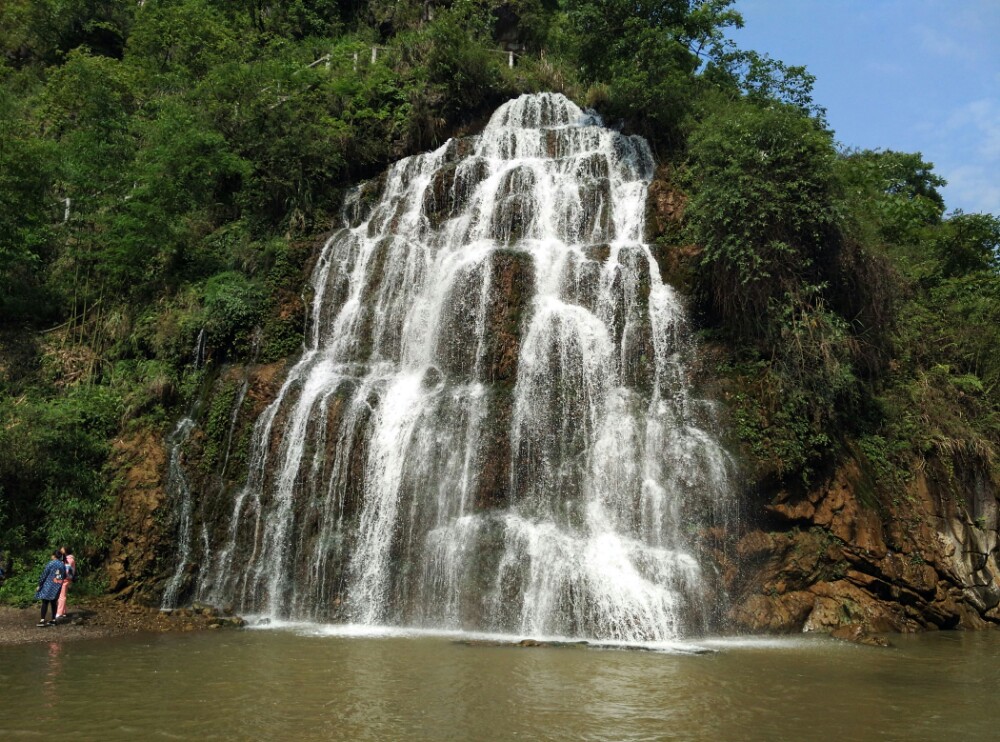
[{"xmin": 729, "ymin": 0, "xmax": 1000, "ymax": 215}]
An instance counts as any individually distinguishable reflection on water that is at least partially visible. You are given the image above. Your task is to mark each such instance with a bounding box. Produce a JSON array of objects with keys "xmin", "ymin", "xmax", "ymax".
[
  {"xmin": 1, "ymin": 629, "xmax": 999, "ymax": 741},
  {"xmin": 41, "ymin": 642, "xmax": 63, "ymax": 710}
]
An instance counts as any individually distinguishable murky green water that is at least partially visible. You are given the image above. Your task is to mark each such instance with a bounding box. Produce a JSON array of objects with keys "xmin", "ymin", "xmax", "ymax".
[{"xmin": 1, "ymin": 626, "xmax": 997, "ymax": 741}]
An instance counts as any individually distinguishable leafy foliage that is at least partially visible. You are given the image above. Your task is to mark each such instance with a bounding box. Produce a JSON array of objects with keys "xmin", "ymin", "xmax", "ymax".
[
  {"xmin": 0, "ymin": 387, "xmax": 119, "ymax": 559},
  {"xmin": 685, "ymin": 101, "xmax": 839, "ymax": 341},
  {"xmin": 560, "ymin": 0, "xmax": 742, "ymax": 142},
  {"xmin": 0, "ymin": 77, "xmax": 58, "ymax": 317},
  {"xmin": 683, "ymin": 98, "xmax": 998, "ymax": 484}
]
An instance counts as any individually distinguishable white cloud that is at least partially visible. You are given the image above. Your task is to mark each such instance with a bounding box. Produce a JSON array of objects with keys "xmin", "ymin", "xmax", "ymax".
[
  {"xmin": 913, "ymin": 24, "xmax": 978, "ymax": 65},
  {"xmin": 941, "ymin": 165, "xmax": 1000, "ymax": 215},
  {"xmin": 949, "ymin": 2, "xmax": 1000, "ymax": 35},
  {"xmin": 865, "ymin": 60, "xmax": 907, "ymax": 78},
  {"xmin": 944, "ymin": 99, "xmax": 1000, "ymax": 160},
  {"xmin": 911, "ymin": 1, "xmax": 1000, "ymax": 65},
  {"xmin": 924, "ymin": 98, "xmax": 1000, "ymax": 213}
]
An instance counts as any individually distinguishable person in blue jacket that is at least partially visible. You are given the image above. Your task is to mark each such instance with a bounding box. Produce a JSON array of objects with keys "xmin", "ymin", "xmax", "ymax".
[{"xmin": 35, "ymin": 550, "xmax": 65, "ymax": 627}]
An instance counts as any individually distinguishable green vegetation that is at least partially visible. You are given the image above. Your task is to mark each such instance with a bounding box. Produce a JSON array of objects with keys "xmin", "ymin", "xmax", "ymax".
[{"xmin": 1, "ymin": 1, "xmax": 998, "ymax": 599}]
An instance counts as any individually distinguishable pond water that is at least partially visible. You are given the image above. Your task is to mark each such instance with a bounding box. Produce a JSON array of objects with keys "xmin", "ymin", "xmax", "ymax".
[{"xmin": 1, "ymin": 626, "xmax": 997, "ymax": 741}]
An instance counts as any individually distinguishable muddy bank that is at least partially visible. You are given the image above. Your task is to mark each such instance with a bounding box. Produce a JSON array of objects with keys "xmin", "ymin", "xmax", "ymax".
[{"xmin": 0, "ymin": 599, "xmax": 244, "ymax": 646}]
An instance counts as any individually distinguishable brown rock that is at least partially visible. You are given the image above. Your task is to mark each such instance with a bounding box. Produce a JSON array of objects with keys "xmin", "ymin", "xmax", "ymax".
[
  {"xmin": 728, "ymin": 448, "xmax": 1000, "ymax": 637},
  {"xmin": 644, "ymin": 170, "xmax": 687, "ymax": 239},
  {"xmin": 107, "ymin": 559, "xmax": 128, "ymax": 593},
  {"xmin": 874, "ymin": 553, "xmax": 938, "ymax": 596},
  {"xmin": 806, "ymin": 580, "xmax": 907, "ymax": 633},
  {"xmin": 830, "ymin": 623, "xmax": 891, "ymax": 647},
  {"xmin": 728, "ymin": 591, "xmax": 814, "ymax": 633},
  {"xmin": 844, "ymin": 569, "xmax": 886, "ymax": 593},
  {"xmin": 956, "ymin": 602, "xmax": 992, "ymax": 629},
  {"xmin": 105, "ymin": 429, "xmax": 169, "ymax": 598},
  {"xmin": 812, "ymin": 463, "xmax": 887, "ymax": 558},
  {"xmin": 802, "ymin": 596, "xmax": 848, "ymax": 632},
  {"xmin": 735, "ymin": 531, "xmax": 783, "ymax": 562},
  {"xmin": 481, "ymin": 248, "xmax": 534, "ymax": 384},
  {"xmin": 782, "ymin": 530, "xmax": 825, "ymax": 581},
  {"xmin": 474, "ymin": 393, "xmax": 513, "ymax": 509},
  {"xmin": 766, "ymin": 497, "xmax": 816, "ymax": 523}
]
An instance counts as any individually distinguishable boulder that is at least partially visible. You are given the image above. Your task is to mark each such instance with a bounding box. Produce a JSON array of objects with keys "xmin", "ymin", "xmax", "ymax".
[{"xmin": 830, "ymin": 623, "xmax": 890, "ymax": 647}]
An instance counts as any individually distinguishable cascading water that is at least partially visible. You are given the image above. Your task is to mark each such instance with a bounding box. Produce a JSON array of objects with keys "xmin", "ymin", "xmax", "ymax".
[
  {"xmin": 187, "ymin": 93, "xmax": 735, "ymax": 641},
  {"xmin": 161, "ymin": 416, "xmax": 197, "ymax": 609}
]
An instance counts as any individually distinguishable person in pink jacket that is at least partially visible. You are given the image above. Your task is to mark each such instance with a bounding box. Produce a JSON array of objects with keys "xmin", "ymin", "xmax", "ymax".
[{"xmin": 55, "ymin": 546, "xmax": 76, "ymax": 620}]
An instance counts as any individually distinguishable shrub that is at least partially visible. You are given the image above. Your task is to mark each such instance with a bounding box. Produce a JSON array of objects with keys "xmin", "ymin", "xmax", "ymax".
[
  {"xmin": 685, "ymin": 101, "xmax": 839, "ymax": 342},
  {"xmin": 201, "ymin": 271, "xmax": 266, "ymax": 359}
]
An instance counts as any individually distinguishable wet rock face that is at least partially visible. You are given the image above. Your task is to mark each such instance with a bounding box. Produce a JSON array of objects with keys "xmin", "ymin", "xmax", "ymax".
[
  {"xmin": 642, "ymin": 167, "xmax": 700, "ymax": 292},
  {"xmin": 423, "ymin": 157, "xmax": 489, "ymax": 229},
  {"xmin": 492, "ymin": 166, "xmax": 538, "ymax": 245},
  {"xmin": 105, "ymin": 361, "xmax": 290, "ymax": 605},
  {"xmin": 115, "ymin": 94, "xmax": 999, "ymax": 639},
  {"xmin": 345, "ymin": 174, "xmax": 386, "ymax": 229},
  {"xmin": 830, "ymin": 623, "xmax": 890, "ymax": 647},
  {"xmin": 473, "ymin": 392, "xmax": 514, "ymax": 510},
  {"xmin": 644, "ymin": 166, "xmax": 686, "ymax": 242},
  {"xmin": 106, "ymin": 429, "xmax": 169, "ymax": 600},
  {"xmin": 727, "ymin": 458, "xmax": 1000, "ymax": 634},
  {"xmin": 481, "ymin": 249, "xmax": 534, "ymax": 384}
]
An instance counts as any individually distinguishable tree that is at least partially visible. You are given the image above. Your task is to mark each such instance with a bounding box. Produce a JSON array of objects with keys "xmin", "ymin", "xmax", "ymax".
[
  {"xmin": 227, "ymin": 0, "xmax": 345, "ymax": 39},
  {"xmin": 0, "ymin": 0, "xmax": 134, "ymax": 67},
  {"xmin": 0, "ymin": 76, "xmax": 57, "ymax": 319},
  {"xmin": 426, "ymin": 0, "xmax": 502, "ymax": 116},
  {"xmin": 685, "ymin": 100, "xmax": 839, "ymax": 339},
  {"xmin": 932, "ymin": 211, "xmax": 1000, "ymax": 279},
  {"xmin": 103, "ymin": 99, "xmax": 250, "ymax": 292},
  {"xmin": 39, "ymin": 49, "xmax": 137, "ymax": 321},
  {"xmin": 562, "ymin": 0, "xmax": 743, "ymax": 141},
  {"xmin": 704, "ymin": 48, "xmax": 824, "ymax": 121},
  {"xmin": 838, "ymin": 149, "xmax": 946, "ymax": 246},
  {"xmin": 126, "ymin": 0, "xmax": 242, "ymax": 83}
]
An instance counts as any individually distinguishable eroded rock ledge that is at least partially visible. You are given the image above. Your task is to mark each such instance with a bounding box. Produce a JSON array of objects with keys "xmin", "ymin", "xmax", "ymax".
[{"xmin": 726, "ymin": 458, "xmax": 1000, "ymax": 634}]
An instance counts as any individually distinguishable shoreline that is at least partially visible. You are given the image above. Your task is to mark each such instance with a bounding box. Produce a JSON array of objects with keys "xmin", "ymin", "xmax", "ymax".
[
  {"xmin": 0, "ymin": 598, "xmax": 238, "ymax": 645},
  {"xmin": 5, "ymin": 599, "xmax": 992, "ymax": 648}
]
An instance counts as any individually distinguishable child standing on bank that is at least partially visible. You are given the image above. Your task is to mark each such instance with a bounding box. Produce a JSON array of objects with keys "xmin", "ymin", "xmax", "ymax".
[
  {"xmin": 35, "ymin": 550, "xmax": 65, "ymax": 627},
  {"xmin": 55, "ymin": 546, "xmax": 76, "ymax": 620}
]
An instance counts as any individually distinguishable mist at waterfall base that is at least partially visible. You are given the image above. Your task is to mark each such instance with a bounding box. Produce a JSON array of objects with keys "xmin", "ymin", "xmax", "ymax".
[{"xmin": 165, "ymin": 93, "xmax": 736, "ymax": 643}]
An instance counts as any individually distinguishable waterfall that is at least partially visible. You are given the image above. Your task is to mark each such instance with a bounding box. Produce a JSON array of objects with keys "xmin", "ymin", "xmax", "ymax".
[
  {"xmin": 192, "ymin": 93, "xmax": 735, "ymax": 641},
  {"xmin": 161, "ymin": 416, "xmax": 197, "ymax": 608},
  {"xmin": 192, "ymin": 328, "xmax": 207, "ymax": 370}
]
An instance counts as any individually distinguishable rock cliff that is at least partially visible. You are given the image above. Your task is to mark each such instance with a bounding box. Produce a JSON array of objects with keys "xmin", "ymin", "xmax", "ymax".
[{"xmin": 728, "ymin": 457, "xmax": 999, "ymax": 633}]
